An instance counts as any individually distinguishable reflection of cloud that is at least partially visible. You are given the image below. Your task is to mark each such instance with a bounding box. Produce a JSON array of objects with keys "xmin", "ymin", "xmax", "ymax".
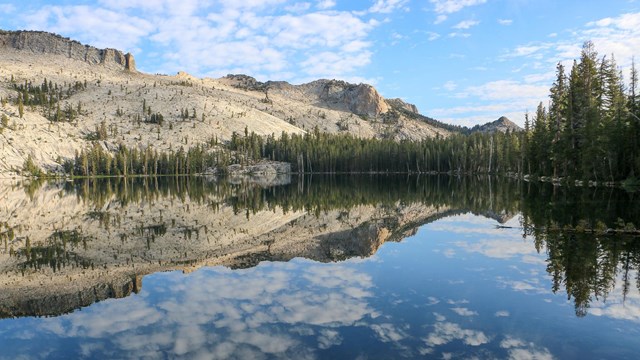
[
  {"xmin": 426, "ymin": 296, "xmax": 440, "ymax": 305},
  {"xmin": 21, "ymin": 261, "xmax": 378, "ymax": 358},
  {"xmin": 589, "ymin": 270, "xmax": 640, "ymax": 323},
  {"xmin": 318, "ymin": 329, "xmax": 342, "ymax": 350},
  {"xmin": 508, "ymin": 348, "xmax": 554, "ymax": 360},
  {"xmin": 495, "ymin": 310, "xmax": 510, "ymax": 317},
  {"xmin": 521, "ymin": 255, "xmax": 547, "ymax": 266},
  {"xmin": 371, "ymin": 323, "xmax": 408, "ymax": 343},
  {"xmin": 450, "ymin": 307, "xmax": 478, "ymax": 316},
  {"xmin": 500, "ymin": 336, "xmax": 526, "ymax": 348},
  {"xmin": 501, "ymin": 336, "xmax": 555, "ymax": 360},
  {"xmin": 423, "ymin": 322, "xmax": 490, "ymax": 347},
  {"xmin": 446, "ymin": 299, "xmax": 469, "ymax": 305},
  {"xmin": 454, "ymin": 238, "xmax": 542, "ymax": 260},
  {"xmin": 497, "ymin": 279, "xmax": 547, "ymax": 294}
]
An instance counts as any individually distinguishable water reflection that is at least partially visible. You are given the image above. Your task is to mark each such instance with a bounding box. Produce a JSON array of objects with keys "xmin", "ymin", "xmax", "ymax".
[
  {"xmin": 0, "ymin": 177, "xmax": 639, "ymax": 318},
  {"xmin": 0, "ymin": 176, "xmax": 639, "ymax": 358}
]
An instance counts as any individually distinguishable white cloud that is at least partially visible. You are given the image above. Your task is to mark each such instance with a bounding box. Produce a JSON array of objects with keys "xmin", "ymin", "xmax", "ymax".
[
  {"xmin": 430, "ymin": 0, "xmax": 487, "ymax": 23},
  {"xmin": 503, "ymin": 44, "xmax": 553, "ymax": 58},
  {"xmin": 462, "ymin": 80, "xmax": 549, "ymax": 101},
  {"xmin": 443, "ymin": 81, "xmax": 458, "ymax": 91},
  {"xmin": 316, "ymin": 0, "xmax": 336, "ymax": 10},
  {"xmin": 19, "ymin": 1, "xmax": 379, "ymax": 82},
  {"xmin": 435, "ymin": 14, "xmax": 448, "ymax": 24},
  {"xmin": 431, "ymin": 0, "xmax": 487, "ymax": 14},
  {"xmin": 495, "ymin": 310, "xmax": 510, "ymax": 317},
  {"xmin": 369, "ymin": 0, "xmax": 409, "ymax": 14},
  {"xmin": 449, "ymin": 32, "xmax": 471, "ymax": 38},
  {"xmin": 24, "ymin": 5, "xmax": 155, "ymax": 51},
  {"xmin": 498, "ymin": 19, "xmax": 513, "ymax": 26},
  {"xmin": 427, "ymin": 31, "xmax": 441, "ymax": 41},
  {"xmin": 286, "ymin": 2, "xmax": 311, "ymax": 12},
  {"xmin": 453, "ymin": 20, "xmax": 479, "ymax": 29},
  {"xmin": 524, "ymin": 72, "xmax": 556, "ymax": 84},
  {"xmin": 0, "ymin": 3, "xmax": 15, "ymax": 13}
]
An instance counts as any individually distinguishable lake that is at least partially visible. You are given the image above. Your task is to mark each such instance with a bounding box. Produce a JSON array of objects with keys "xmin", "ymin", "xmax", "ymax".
[{"xmin": 0, "ymin": 176, "xmax": 638, "ymax": 359}]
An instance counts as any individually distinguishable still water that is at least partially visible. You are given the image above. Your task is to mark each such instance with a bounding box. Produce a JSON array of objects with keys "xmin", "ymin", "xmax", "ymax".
[{"xmin": 0, "ymin": 176, "xmax": 638, "ymax": 359}]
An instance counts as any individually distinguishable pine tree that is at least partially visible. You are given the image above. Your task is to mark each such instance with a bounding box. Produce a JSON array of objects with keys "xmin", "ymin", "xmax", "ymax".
[
  {"xmin": 18, "ymin": 93, "xmax": 24, "ymax": 118},
  {"xmin": 549, "ymin": 62, "xmax": 568, "ymax": 177}
]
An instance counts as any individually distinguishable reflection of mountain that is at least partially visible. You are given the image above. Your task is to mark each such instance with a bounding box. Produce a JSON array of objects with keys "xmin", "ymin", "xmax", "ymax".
[
  {"xmin": 4, "ymin": 176, "xmax": 503, "ymax": 318},
  {"xmin": 1, "ymin": 175, "xmax": 638, "ymax": 319}
]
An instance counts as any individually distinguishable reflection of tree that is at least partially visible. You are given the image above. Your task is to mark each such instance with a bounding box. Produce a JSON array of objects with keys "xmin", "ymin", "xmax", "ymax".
[
  {"xmin": 521, "ymin": 183, "xmax": 640, "ymax": 317},
  {"xmin": 539, "ymin": 231, "xmax": 640, "ymax": 317},
  {"xmin": 57, "ymin": 175, "xmax": 523, "ymax": 220},
  {"xmin": 13, "ymin": 230, "xmax": 94, "ymax": 274},
  {"xmin": 18, "ymin": 175, "xmax": 640, "ymax": 319}
]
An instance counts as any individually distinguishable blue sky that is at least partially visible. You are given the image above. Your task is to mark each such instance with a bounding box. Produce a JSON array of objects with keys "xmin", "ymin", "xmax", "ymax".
[{"xmin": 1, "ymin": 1, "xmax": 639, "ymax": 127}]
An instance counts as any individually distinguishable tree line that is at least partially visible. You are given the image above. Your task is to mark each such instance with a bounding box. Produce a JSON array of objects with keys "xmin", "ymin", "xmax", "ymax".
[
  {"xmin": 522, "ymin": 41, "xmax": 640, "ymax": 183},
  {"xmin": 64, "ymin": 142, "xmax": 232, "ymax": 177}
]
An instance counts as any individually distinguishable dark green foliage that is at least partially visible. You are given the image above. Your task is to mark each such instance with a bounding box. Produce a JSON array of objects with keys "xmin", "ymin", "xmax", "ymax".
[
  {"xmin": 22, "ymin": 155, "xmax": 42, "ymax": 177},
  {"xmin": 85, "ymin": 121, "xmax": 109, "ymax": 141},
  {"xmin": 522, "ymin": 41, "xmax": 640, "ymax": 182},
  {"xmin": 12, "ymin": 78, "xmax": 86, "ymax": 122},
  {"xmin": 146, "ymin": 113, "xmax": 164, "ymax": 125},
  {"xmin": 241, "ymin": 128, "xmax": 521, "ymax": 174},
  {"xmin": 70, "ymin": 142, "xmax": 230, "ymax": 177}
]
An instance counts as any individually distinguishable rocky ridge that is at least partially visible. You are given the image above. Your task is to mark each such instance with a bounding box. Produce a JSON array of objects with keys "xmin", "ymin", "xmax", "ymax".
[
  {"xmin": 223, "ymin": 75, "xmax": 391, "ymax": 118},
  {"xmin": 0, "ymin": 30, "xmax": 510, "ymax": 177},
  {"xmin": 0, "ymin": 30, "xmax": 136, "ymax": 72}
]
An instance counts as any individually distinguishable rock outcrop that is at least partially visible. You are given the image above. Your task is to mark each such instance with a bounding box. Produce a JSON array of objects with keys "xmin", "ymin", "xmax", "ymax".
[
  {"xmin": 221, "ymin": 75, "xmax": 391, "ymax": 118},
  {"xmin": 0, "ymin": 30, "xmax": 136, "ymax": 72},
  {"xmin": 387, "ymin": 98, "xmax": 419, "ymax": 114},
  {"xmin": 313, "ymin": 80, "xmax": 389, "ymax": 118},
  {"xmin": 226, "ymin": 161, "xmax": 292, "ymax": 187}
]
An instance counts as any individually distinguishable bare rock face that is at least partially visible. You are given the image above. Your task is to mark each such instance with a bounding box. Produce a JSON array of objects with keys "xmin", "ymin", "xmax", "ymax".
[
  {"xmin": 315, "ymin": 80, "xmax": 389, "ymax": 118},
  {"xmin": 125, "ymin": 52, "xmax": 136, "ymax": 72},
  {"xmin": 387, "ymin": 98, "xmax": 419, "ymax": 115},
  {"xmin": 0, "ymin": 30, "xmax": 136, "ymax": 72}
]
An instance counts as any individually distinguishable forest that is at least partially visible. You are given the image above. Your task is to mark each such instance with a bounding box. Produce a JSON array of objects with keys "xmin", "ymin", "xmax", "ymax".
[{"xmin": 50, "ymin": 41, "xmax": 639, "ymax": 184}]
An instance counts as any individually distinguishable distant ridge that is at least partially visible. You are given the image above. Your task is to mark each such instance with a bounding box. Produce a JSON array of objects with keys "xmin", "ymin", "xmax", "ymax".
[{"xmin": 470, "ymin": 116, "xmax": 522, "ymax": 133}]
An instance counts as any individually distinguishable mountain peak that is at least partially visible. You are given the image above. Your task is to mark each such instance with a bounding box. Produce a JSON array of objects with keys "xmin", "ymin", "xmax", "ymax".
[{"xmin": 471, "ymin": 116, "xmax": 522, "ymax": 133}]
